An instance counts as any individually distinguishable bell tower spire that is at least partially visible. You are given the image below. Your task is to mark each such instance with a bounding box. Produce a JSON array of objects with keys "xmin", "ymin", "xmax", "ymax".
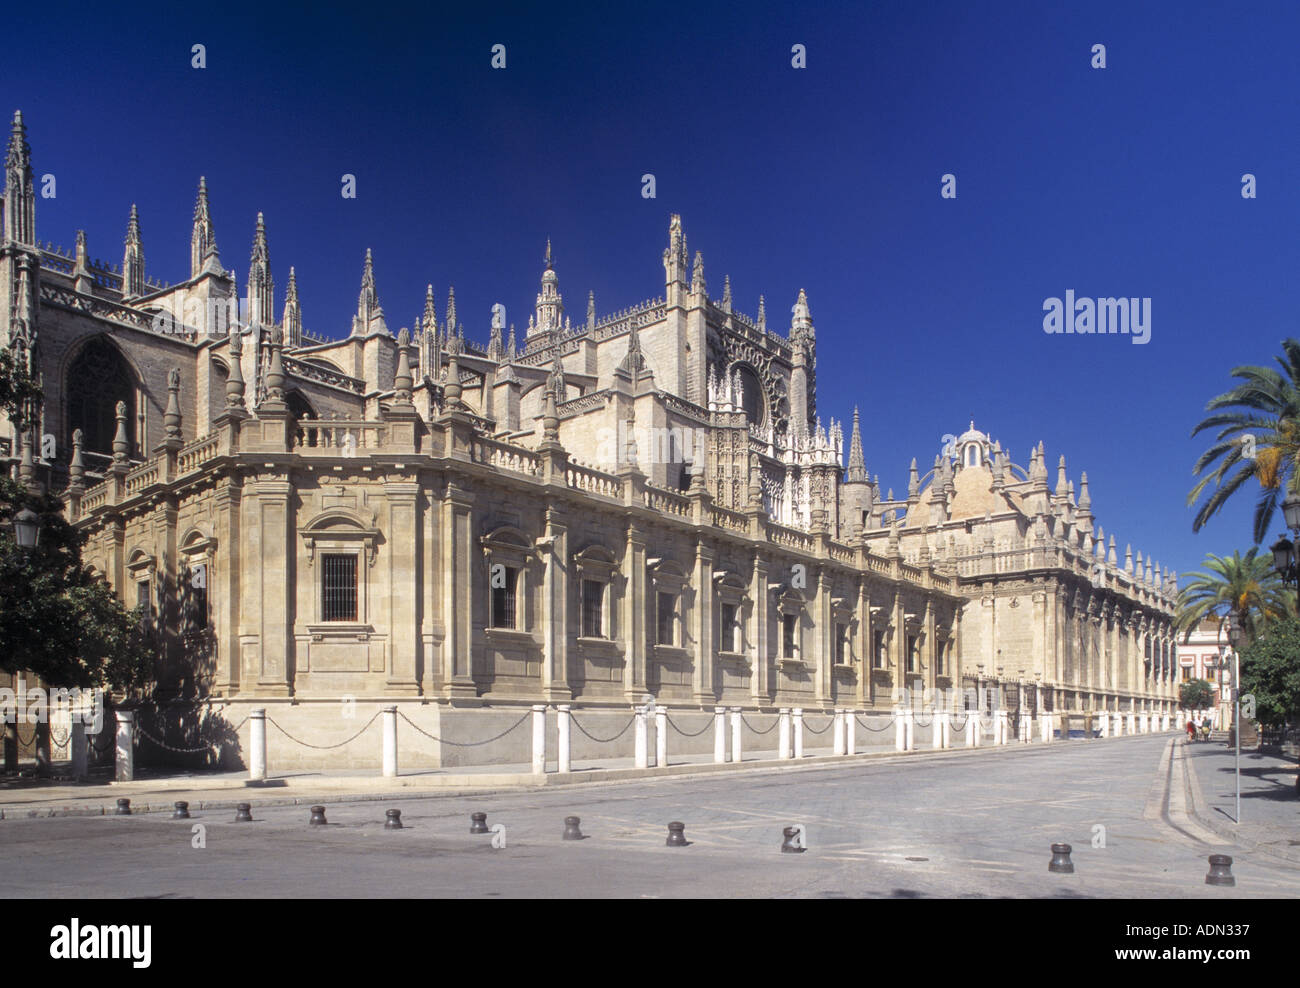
[{"xmin": 531, "ymin": 239, "xmax": 563, "ymax": 338}]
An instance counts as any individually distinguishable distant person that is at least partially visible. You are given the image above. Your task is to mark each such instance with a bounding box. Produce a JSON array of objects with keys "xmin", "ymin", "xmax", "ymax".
[{"xmin": 1186, "ymin": 718, "xmax": 1196, "ymax": 742}]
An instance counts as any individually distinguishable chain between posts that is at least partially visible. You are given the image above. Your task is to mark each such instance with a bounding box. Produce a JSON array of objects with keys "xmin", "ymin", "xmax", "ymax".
[
  {"xmin": 666, "ymin": 715, "xmax": 714, "ymax": 738},
  {"xmin": 740, "ymin": 715, "xmax": 778, "ymax": 735},
  {"xmin": 397, "ymin": 709, "xmax": 531, "ymax": 747},
  {"xmin": 802, "ymin": 716, "xmax": 832, "ymax": 735},
  {"xmin": 267, "ymin": 711, "xmax": 380, "ymax": 750},
  {"xmin": 855, "ymin": 713, "xmax": 895, "ymax": 732},
  {"xmin": 136, "ymin": 723, "xmax": 224, "ymax": 755},
  {"xmin": 568, "ymin": 714, "xmax": 634, "ymax": 744}
]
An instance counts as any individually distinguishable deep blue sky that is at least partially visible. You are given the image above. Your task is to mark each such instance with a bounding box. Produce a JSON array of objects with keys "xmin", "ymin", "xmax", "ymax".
[{"xmin": 4, "ymin": 0, "xmax": 1297, "ymax": 582}]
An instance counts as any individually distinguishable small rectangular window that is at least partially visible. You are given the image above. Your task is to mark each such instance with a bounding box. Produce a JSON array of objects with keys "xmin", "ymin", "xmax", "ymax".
[
  {"xmin": 906, "ymin": 634, "xmax": 917, "ymax": 673},
  {"xmin": 834, "ymin": 623, "xmax": 847, "ymax": 664},
  {"xmin": 657, "ymin": 592, "xmax": 675, "ymax": 646},
  {"xmin": 581, "ymin": 579, "xmax": 605, "ymax": 638},
  {"xmin": 720, "ymin": 602, "xmax": 738, "ymax": 652},
  {"xmin": 136, "ymin": 580, "xmax": 151, "ymax": 618},
  {"xmin": 782, "ymin": 614, "xmax": 797, "ymax": 659},
  {"xmin": 873, "ymin": 629, "xmax": 885, "ymax": 669},
  {"xmin": 322, "ymin": 553, "xmax": 358, "ymax": 622},
  {"xmin": 490, "ymin": 566, "xmax": 518, "ymax": 628}
]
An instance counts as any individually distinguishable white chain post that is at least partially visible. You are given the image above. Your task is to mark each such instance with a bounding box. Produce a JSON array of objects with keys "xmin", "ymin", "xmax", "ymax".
[
  {"xmin": 381, "ymin": 705, "xmax": 397, "ymax": 778},
  {"xmin": 248, "ymin": 707, "xmax": 267, "ymax": 781},
  {"xmin": 713, "ymin": 706, "xmax": 727, "ymax": 764},
  {"xmin": 905, "ymin": 706, "xmax": 915, "ymax": 750},
  {"xmin": 531, "ymin": 704, "xmax": 547, "ymax": 774},
  {"xmin": 1099, "ymin": 710, "xmax": 1109, "ymax": 738},
  {"xmin": 1127, "ymin": 710, "xmax": 1135, "ymax": 736},
  {"xmin": 845, "ymin": 708, "xmax": 856, "ymax": 755},
  {"xmin": 114, "ymin": 709, "xmax": 135, "ymax": 782},
  {"xmin": 730, "ymin": 707, "xmax": 743, "ymax": 763},
  {"xmin": 778, "ymin": 707, "xmax": 792, "ymax": 759},
  {"xmin": 895, "ymin": 706, "xmax": 905, "ymax": 752},
  {"xmin": 832, "ymin": 708, "xmax": 845, "ymax": 756},
  {"xmin": 557, "ymin": 705, "xmax": 572, "ymax": 773},
  {"xmin": 966, "ymin": 709, "xmax": 977, "ymax": 747},
  {"xmin": 1041, "ymin": 712, "xmax": 1052, "ymax": 743},
  {"xmin": 655, "ymin": 706, "xmax": 668, "ymax": 768},
  {"xmin": 793, "ymin": 708, "xmax": 804, "ymax": 758},
  {"xmin": 634, "ymin": 706, "xmax": 649, "ymax": 769}
]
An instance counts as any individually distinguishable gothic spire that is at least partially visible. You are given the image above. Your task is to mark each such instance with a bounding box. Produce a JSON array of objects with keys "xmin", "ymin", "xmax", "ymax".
[
  {"xmin": 122, "ymin": 204, "xmax": 144, "ymax": 299},
  {"xmin": 4, "ymin": 110, "xmax": 35, "ymax": 245},
  {"xmin": 248, "ymin": 212, "xmax": 274, "ymax": 329},
  {"xmin": 721, "ymin": 274, "xmax": 732, "ymax": 312},
  {"xmin": 847, "ymin": 407, "xmax": 867, "ymax": 483},
  {"xmin": 445, "ymin": 286, "xmax": 457, "ymax": 337},
  {"xmin": 691, "ymin": 251, "xmax": 705, "ymax": 296},
  {"xmin": 587, "ymin": 290, "xmax": 595, "ymax": 331},
  {"xmin": 756, "ymin": 295, "xmax": 766, "ymax": 333},
  {"xmin": 190, "ymin": 176, "xmax": 220, "ymax": 278},
  {"xmin": 352, "ymin": 248, "xmax": 384, "ymax": 336},
  {"xmin": 283, "ymin": 266, "xmax": 302, "ymax": 346}
]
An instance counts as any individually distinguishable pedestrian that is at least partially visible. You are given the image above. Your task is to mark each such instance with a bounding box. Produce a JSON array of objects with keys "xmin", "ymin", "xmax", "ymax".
[{"xmin": 1186, "ymin": 717, "xmax": 1197, "ymax": 743}]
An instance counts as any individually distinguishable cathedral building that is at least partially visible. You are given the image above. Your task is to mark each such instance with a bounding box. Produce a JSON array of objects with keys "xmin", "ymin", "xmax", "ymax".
[{"xmin": 0, "ymin": 111, "xmax": 1178, "ymax": 766}]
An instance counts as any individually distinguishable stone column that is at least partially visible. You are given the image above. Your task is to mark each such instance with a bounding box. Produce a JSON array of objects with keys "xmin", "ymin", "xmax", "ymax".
[
  {"xmin": 539, "ymin": 505, "xmax": 570, "ymax": 702},
  {"xmin": 692, "ymin": 541, "xmax": 715, "ymax": 704},
  {"xmin": 713, "ymin": 706, "xmax": 726, "ymax": 764},
  {"xmin": 385, "ymin": 484, "xmax": 421, "ymax": 694},
  {"xmin": 249, "ymin": 475, "xmax": 293, "ymax": 695},
  {"xmin": 249, "ymin": 708, "xmax": 267, "ymax": 781},
  {"xmin": 114, "ymin": 709, "xmax": 135, "ymax": 782},
  {"xmin": 622, "ymin": 521, "xmax": 648, "ymax": 703}
]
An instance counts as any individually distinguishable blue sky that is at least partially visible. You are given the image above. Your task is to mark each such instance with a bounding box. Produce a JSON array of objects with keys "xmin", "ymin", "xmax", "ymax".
[{"xmin": 4, "ymin": 0, "xmax": 1298, "ymax": 581}]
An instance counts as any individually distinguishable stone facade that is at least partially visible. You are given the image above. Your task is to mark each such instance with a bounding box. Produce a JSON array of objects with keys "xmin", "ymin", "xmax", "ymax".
[{"xmin": 0, "ymin": 111, "xmax": 1178, "ymax": 766}]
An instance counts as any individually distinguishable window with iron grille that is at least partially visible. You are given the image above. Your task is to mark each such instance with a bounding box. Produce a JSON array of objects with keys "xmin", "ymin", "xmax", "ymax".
[
  {"xmin": 782, "ymin": 614, "xmax": 797, "ymax": 658},
  {"xmin": 581, "ymin": 579, "xmax": 605, "ymax": 638},
  {"xmin": 490, "ymin": 565, "xmax": 518, "ymax": 628},
  {"xmin": 136, "ymin": 580, "xmax": 151, "ymax": 616},
  {"xmin": 657, "ymin": 592, "xmax": 675, "ymax": 646},
  {"xmin": 322, "ymin": 553, "xmax": 358, "ymax": 622}
]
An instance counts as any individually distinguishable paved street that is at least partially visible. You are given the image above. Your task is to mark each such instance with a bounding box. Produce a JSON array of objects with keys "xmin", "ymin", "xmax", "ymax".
[{"xmin": 4, "ymin": 734, "xmax": 1297, "ymax": 898}]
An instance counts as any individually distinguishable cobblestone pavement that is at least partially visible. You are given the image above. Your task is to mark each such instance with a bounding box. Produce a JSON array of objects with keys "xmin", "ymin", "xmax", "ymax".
[{"xmin": 4, "ymin": 735, "xmax": 1296, "ymax": 898}]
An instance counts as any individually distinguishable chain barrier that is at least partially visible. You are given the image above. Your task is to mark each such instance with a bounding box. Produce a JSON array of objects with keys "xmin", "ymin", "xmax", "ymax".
[
  {"xmin": 267, "ymin": 711, "xmax": 380, "ymax": 750},
  {"xmin": 16, "ymin": 726, "xmax": 35, "ymax": 746},
  {"xmin": 136, "ymin": 722, "xmax": 223, "ymax": 755},
  {"xmin": 569, "ymin": 714, "xmax": 634, "ymax": 744},
  {"xmin": 949, "ymin": 713, "xmax": 970, "ymax": 730},
  {"xmin": 666, "ymin": 714, "xmax": 715, "ymax": 738},
  {"xmin": 855, "ymin": 713, "xmax": 895, "ymax": 732},
  {"xmin": 88, "ymin": 733, "xmax": 115, "ymax": 755},
  {"xmin": 913, "ymin": 713, "xmax": 933, "ymax": 728},
  {"xmin": 740, "ymin": 715, "xmax": 779, "ymax": 735},
  {"xmin": 397, "ymin": 709, "xmax": 531, "ymax": 747},
  {"xmin": 801, "ymin": 716, "xmax": 832, "ymax": 735}
]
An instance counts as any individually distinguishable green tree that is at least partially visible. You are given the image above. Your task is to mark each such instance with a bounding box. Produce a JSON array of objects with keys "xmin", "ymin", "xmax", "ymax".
[
  {"xmin": 0, "ymin": 340, "xmax": 41, "ymax": 432},
  {"xmin": 1179, "ymin": 678, "xmax": 1216, "ymax": 710},
  {"xmin": 1175, "ymin": 548, "xmax": 1293, "ymax": 646},
  {"xmin": 1238, "ymin": 616, "xmax": 1300, "ymax": 728}
]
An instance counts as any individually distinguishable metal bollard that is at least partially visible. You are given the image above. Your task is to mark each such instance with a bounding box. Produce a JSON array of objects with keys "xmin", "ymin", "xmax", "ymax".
[
  {"xmin": 563, "ymin": 815, "xmax": 583, "ymax": 841},
  {"xmin": 235, "ymin": 803, "xmax": 253, "ymax": 822},
  {"xmin": 470, "ymin": 811, "xmax": 489, "ymax": 834},
  {"xmin": 781, "ymin": 826, "xmax": 805, "ymax": 853},
  {"xmin": 115, "ymin": 797, "xmax": 131, "ymax": 816},
  {"xmin": 713, "ymin": 707, "xmax": 727, "ymax": 764},
  {"xmin": 1205, "ymin": 855, "xmax": 1235, "ymax": 887},
  {"xmin": 666, "ymin": 821, "xmax": 688, "ymax": 847},
  {"xmin": 730, "ymin": 707, "xmax": 743, "ymax": 763},
  {"xmin": 310, "ymin": 805, "xmax": 328, "ymax": 826},
  {"xmin": 384, "ymin": 808, "xmax": 403, "ymax": 830},
  {"xmin": 172, "ymin": 801, "xmax": 190, "ymax": 820},
  {"xmin": 1048, "ymin": 843, "xmax": 1074, "ymax": 874}
]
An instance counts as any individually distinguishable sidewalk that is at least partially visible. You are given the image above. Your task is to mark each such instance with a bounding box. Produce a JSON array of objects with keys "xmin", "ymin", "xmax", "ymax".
[
  {"xmin": 1183, "ymin": 739, "xmax": 1300, "ymax": 864},
  {"xmin": 0, "ymin": 732, "xmax": 1152, "ymax": 818}
]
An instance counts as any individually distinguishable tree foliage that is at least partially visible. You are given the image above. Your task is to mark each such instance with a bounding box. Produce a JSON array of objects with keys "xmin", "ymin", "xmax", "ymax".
[
  {"xmin": 1175, "ymin": 547, "xmax": 1292, "ymax": 647},
  {"xmin": 1238, "ymin": 616, "xmax": 1300, "ymax": 727},
  {"xmin": 1178, "ymin": 678, "xmax": 1216, "ymax": 710}
]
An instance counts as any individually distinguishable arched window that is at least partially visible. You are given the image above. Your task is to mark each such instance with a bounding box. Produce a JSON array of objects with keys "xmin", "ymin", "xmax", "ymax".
[
  {"xmin": 734, "ymin": 364, "xmax": 764, "ymax": 425},
  {"xmin": 67, "ymin": 338, "xmax": 135, "ymax": 457}
]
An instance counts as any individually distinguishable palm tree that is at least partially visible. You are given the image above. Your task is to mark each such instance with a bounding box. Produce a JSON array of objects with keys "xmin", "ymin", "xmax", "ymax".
[
  {"xmin": 1175, "ymin": 548, "xmax": 1293, "ymax": 646},
  {"xmin": 1189, "ymin": 339, "xmax": 1300, "ymax": 544}
]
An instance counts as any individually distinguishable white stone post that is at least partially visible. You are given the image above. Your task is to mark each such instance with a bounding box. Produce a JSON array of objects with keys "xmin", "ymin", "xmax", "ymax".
[
  {"xmin": 778, "ymin": 708, "xmax": 792, "ymax": 760},
  {"xmin": 966, "ymin": 710, "xmax": 977, "ymax": 747},
  {"xmin": 1019, "ymin": 714, "xmax": 1030, "ymax": 743},
  {"xmin": 1041, "ymin": 712, "xmax": 1052, "ymax": 743},
  {"xmin": 1162, "ymin": 713, "xmax": 1170, "ymax": 732},
  {"xmin": 531, "ymin": 704, "xmax": 547, "ymax": 774},
  {"xmin": 730, "ymin": 707, "xmax": 743, "ymax": 763},
  {"xmin": 1126, "ymin": 711, "xmax": 1135, "ymax": 736},
  {"xmin": 894, "ymin": 706, "xmax": 906, "ymax": 752},
  {"xmin": 114, "ymin": 709, "xmax": 135, "ymax": 782},
  {"xmin": 713, "ymin": 706, "xmax": 727, "ymax": 764},
  {"xmin": 845, "ymin": 709, "xmax": 856, "ymax": 755},
  {"xmin": 995, "ymin": 709, "xmax": 1008, "ymax": 746},
  {"xmin": 381, "ymin": 705, "xmax": 398, "ymax": 778},
  {"xmin": 557, "ymin": 704, "xmax": 571, "ymax": 773},
  {"xmin": 249, "ymin": 707, "xmax": 268, "ymax": 781},
  {"xmin": 634, "ymin": 707, "xmax": 649, "ymax": 769},
  {"xmin": 656, "ymin": 707, "xmax": 668, "ymax": 767},
  {"xmin": 904, "ymin": 706, "xmax": 915, "ymax": 750},
  {"xmin": 832, "ymin": 708, "xmax": 846, "ymax": 756},
  {"xmin": 793, "ymin": 708, "xmax": 804, "ymax": 758},
  {"xmin": 1099, "ymin": 710, "xmax": 1109, "ymax": 738}
]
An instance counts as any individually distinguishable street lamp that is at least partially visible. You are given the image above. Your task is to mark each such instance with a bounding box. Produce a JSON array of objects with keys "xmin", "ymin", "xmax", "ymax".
[
  {"xmin": 11, "ymin": 507, "xmax": 39, "ymax": 550},
  {"xmin": 1226, "ymin": 611, "xmax": 1242, "ymax": 824}
]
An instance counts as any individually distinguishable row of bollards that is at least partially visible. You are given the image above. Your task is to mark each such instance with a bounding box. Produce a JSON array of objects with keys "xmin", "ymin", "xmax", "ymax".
[{"xmin": 1046, "ymin": 842, "xmax": 1235, "ymax": 886}]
